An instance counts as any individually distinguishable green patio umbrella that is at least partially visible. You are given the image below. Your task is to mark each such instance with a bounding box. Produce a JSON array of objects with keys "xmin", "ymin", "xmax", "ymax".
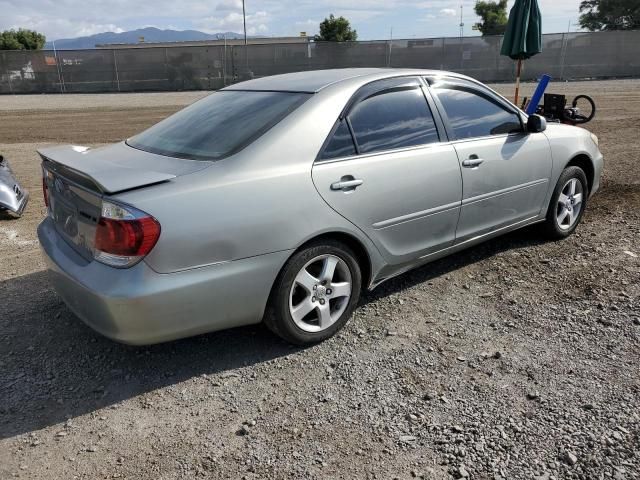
[{"xmin": 500, "ymin": 0, "xmax": 542, "ymax": 105}]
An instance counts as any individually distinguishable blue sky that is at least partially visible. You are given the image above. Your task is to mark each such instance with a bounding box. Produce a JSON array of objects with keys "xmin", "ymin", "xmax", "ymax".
[{"xmin": 4, "ymin": 0, "xmax": 585, "ymax": 41}]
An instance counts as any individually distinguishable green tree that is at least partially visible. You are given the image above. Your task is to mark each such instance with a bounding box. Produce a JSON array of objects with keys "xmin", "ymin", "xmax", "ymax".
[
  {"xmin": 0, "ymin": 29, "xmax": 46, "ymax": 50},
  {"xmin": 0, "ymin": 31, "xmax": 22, "ymax": 50},
  {"xmin": 315, "ymin": 14, "xmax": 357, "ymax": 42},
  {"xmin": 579, "ymin": 0, "xmax": 640, "ymax": 31},
  {"xmin": 474, "ymin": 0, "xmax": 509, "ymax": 36}
]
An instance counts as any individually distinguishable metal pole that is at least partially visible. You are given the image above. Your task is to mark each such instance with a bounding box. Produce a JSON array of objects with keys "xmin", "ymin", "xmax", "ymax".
[
  {"xmin": 164, "ymin": 47, "xmax": 169, "ymax": 89},
  {"xmin": 53, "ymin": 40, "xmax": 64, "ymax": 94},
  {"xmin": 113, "ymin": 49, "xmax": 121, "ymax": 92},
  {"xmin": 559, "ymin": 32, "xmax": 568, "ymax": 81},
  {"xmin": 4, "ymin": 52, "xmax": 14, "ymax": 94},
  {"xmin": 514, "ymin": 58, "xmax": 523, "ymax": 104},
  {"xmin": 231, "ymin": 42, "xmax": 236, "ymax": 81},
  {"xmin": 223, "ymin": 34, "xmax": 227, "ymax": 87},
  {"xmin": 387, "ymin": 27, "xmax": 393, "ymax": 68}
]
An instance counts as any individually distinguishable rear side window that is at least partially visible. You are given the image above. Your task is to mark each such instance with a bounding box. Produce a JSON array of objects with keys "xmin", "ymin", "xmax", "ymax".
[
  {"xmin": 348, "ymin": 88, "xmax": 439, "ymax": 154},
  {"xmin": 320, "ymin": 121, "xmax": 357, "ymax": 160},
  {"xmin": 433, "ymin": 86, "xmax": 522, "ymax": 139},
  {"xmin": 127, "ymin": 91, "xmax": 309, "ymax": 161}
]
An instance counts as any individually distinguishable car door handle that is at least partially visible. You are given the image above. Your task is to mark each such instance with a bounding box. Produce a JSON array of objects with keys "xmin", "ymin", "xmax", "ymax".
[
  {"xmin": 462, "ymin": 157, "xmax": 484, "ymax": 168},
  {"xmin": 331, "ymin": 178, "xmax": 364, "ymax": 191}
]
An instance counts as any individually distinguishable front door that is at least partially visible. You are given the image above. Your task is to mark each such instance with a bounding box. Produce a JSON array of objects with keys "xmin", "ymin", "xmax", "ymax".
[
  {"xmin": 428, "ymin": 78, "xmax": 553, "ymax": 242},
  {"xmin": 312, "ymin": 77, "xmax": 462, "ymax": 264}
]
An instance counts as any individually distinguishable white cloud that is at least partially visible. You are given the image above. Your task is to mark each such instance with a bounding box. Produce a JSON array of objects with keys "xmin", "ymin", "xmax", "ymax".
[
  {"xmin": 293, "ymin": 19, "xmax": 319, "ymax": 36},
  {"xmin": 195, "ymin": 10, "xmax": 270, "ymax": 35},
  {"xmin": 75, "ymin": 24, "xmax": 124, "ymax": 36},
  {"xmin": 440, "ymin": 8, "xmax": 457, "ymax": 17},
  {"xmin": 1, "ymin": 12, "xmax": 126, "ymax": 39},
  {"xmin": 327, "ymin": 9, "xmax": 385, "ymax": 22}
]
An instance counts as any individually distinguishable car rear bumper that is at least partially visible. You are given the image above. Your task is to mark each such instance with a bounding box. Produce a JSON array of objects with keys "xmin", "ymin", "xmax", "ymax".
[
  {"xmin": 0, "ymin": 185, "xmax": 29, "ymax": 216},
  {"xmin": 38, "ymin": 217, "xmax": 290, "ymax": 345}
]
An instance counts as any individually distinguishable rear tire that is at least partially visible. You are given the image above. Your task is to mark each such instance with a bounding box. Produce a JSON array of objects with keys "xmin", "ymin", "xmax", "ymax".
[
  {"xmin": 541, "ymin": 166, "xmax": 588, "ymax": 239},
  {"xmin": 264, "ymin": 240, "xmax": 362, "ymax": 345}
]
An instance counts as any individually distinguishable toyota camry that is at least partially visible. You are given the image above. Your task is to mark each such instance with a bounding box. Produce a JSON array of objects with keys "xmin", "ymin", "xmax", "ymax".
[{"xmin": 38, "ymin": 68, "xmax": 603, "ymax": 345}]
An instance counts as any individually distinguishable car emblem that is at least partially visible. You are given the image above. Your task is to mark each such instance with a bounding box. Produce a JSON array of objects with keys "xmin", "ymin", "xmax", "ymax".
[{"xmin": 63, "ymin": 214, "xmax": 78, "ymax": 237}]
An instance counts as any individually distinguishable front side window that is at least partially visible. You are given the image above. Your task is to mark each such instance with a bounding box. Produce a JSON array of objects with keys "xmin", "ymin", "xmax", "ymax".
[
  {"xmin": 128, "ymin": 91, "xmax": 309, "ymax": 161},
  {"xmin": 433, "ymin": 86, "xmax": 522, "ymax": 140},
  {"xmin": 347, "ymin": 87, "xmax": 440, "ymax": 154}
]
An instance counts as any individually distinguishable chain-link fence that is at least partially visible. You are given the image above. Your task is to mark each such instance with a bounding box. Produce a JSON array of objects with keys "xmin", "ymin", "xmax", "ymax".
[{"xmin": 1, "ymin": 30, "xmax": 639, "ymax": 94}]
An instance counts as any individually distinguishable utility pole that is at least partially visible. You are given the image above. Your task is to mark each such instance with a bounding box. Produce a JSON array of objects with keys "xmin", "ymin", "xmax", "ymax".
[
  {"xmin": 242, "ymin": 0, "xmax": 248, "ymax": 46},
  {"xmin": 459, "ymin": 5, "xmax": 464, "ymax": 39},
  {"xmin": 242, "ymin": 0, "xmax": 249, "ymax": 75}
]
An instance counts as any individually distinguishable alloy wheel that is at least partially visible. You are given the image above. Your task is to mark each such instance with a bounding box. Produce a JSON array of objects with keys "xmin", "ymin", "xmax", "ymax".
[
  {"xmin": 289, "ymin": 254, "xmax": 352, "ymax": 333},
  {"xmin": 556, "ymin": 178, "xmax": 584, "ymax": 231}
]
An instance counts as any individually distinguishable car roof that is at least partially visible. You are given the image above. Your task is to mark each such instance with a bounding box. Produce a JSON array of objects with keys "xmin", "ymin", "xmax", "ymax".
[{"xmin": 222, "ymin": 68, "xmax": 466, "ymax": 94}]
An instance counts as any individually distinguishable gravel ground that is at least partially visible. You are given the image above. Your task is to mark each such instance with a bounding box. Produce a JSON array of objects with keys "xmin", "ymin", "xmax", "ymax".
[{"xmin": 1, "ymin": 79, "xmax": 638, "ymax": 479}]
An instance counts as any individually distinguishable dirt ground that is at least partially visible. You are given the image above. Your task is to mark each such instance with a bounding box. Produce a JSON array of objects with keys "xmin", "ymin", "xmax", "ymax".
[{"xmin": 0, "ymin": 80, "xmax": 638, "ymax": 479}]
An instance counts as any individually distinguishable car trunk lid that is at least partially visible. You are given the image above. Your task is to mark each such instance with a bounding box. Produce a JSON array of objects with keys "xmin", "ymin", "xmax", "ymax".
[
  {"xmin": 39, "ymin": 142, "xmax": 211, "ymax": 260},
  {"xmin": 38, "ymin": 142, "xmax": 211, "ymax": 194}
]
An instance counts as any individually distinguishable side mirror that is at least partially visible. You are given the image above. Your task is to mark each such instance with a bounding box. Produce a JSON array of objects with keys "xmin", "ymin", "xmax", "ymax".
[{"xmin": 527, "ymin": 114, "xmax": 547, "ymax": 133}]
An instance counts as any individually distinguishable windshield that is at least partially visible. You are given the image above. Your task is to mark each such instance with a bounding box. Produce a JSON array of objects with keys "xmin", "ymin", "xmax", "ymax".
[{"xmin": 127, "ymin": 91, "xmax": 310, "ymax": 161}]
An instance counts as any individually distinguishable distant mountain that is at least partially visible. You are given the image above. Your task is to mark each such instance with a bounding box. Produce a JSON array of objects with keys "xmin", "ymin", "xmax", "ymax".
[{"xmin": 45, "ymin": 27, "xmax": 247, "ymax": 50}]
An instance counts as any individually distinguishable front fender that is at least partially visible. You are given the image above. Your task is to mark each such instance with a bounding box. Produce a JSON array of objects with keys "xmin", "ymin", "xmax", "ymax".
[{"xmin": 543, "ymin": 124, "xmax": 603, "ymax": 208}]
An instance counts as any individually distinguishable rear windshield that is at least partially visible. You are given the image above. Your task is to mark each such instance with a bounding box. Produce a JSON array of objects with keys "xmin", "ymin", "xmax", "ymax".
[{"xmin": 127, "ymin": 91, "xmax": 309, "ymax": 161}]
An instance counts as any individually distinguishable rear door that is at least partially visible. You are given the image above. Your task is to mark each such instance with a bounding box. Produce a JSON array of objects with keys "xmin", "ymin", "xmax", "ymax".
[
  {"xmin": 312, "ymin": 76, "xmax": 462, "ymax": 264},
  {"xmin": 427, "ymin": 77, "xmax": 553, "ymax": 242}
]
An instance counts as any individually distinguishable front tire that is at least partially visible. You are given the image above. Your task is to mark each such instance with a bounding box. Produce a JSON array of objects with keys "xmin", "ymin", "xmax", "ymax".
[
  {"xmin": 264, "ymin": 240, "xmax": 362, "ymax": 345},
  {"xmin": 541, "ymin": 166, "xmax": 588, "ymax": 239}
]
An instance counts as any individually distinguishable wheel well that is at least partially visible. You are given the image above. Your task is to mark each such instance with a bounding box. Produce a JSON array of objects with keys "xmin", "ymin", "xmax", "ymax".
[
  {"xmin": 296, "ymin": 232, "xmax": 372, "ymax": 290},
  {"xmin": 567, "ymin": 154, "xmax": 594, "ymax": 194}
]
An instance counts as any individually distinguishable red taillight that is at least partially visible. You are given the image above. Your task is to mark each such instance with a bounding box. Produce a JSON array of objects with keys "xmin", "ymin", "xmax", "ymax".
[
  {"xmin": 95, "ymin": 216, "xmax": 160, "ymax": 257},
  {"xmin": 42, "ymin": 176, "xmax": 49, "ymax": 208},
  {"xmin": 93, "ymin": 201, "xmax": 160, "ymax": 268}
]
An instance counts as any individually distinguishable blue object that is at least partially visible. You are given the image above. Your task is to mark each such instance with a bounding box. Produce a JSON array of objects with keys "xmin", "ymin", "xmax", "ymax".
[{"xmin": 526, "ymin": 74, "xmax": 551, "ymax": 115}]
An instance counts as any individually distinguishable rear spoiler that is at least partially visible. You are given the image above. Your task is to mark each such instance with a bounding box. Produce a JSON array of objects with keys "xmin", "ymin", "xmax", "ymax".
[{"xmin": 38, "ymin": 145, "xmax": 176, "ymax": 194}]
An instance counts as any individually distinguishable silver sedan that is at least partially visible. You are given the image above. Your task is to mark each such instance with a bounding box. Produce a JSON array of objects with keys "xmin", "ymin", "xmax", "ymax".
[{"xmin": 37, "ymin": 68, "xmax": 603, "ymax": 345}]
